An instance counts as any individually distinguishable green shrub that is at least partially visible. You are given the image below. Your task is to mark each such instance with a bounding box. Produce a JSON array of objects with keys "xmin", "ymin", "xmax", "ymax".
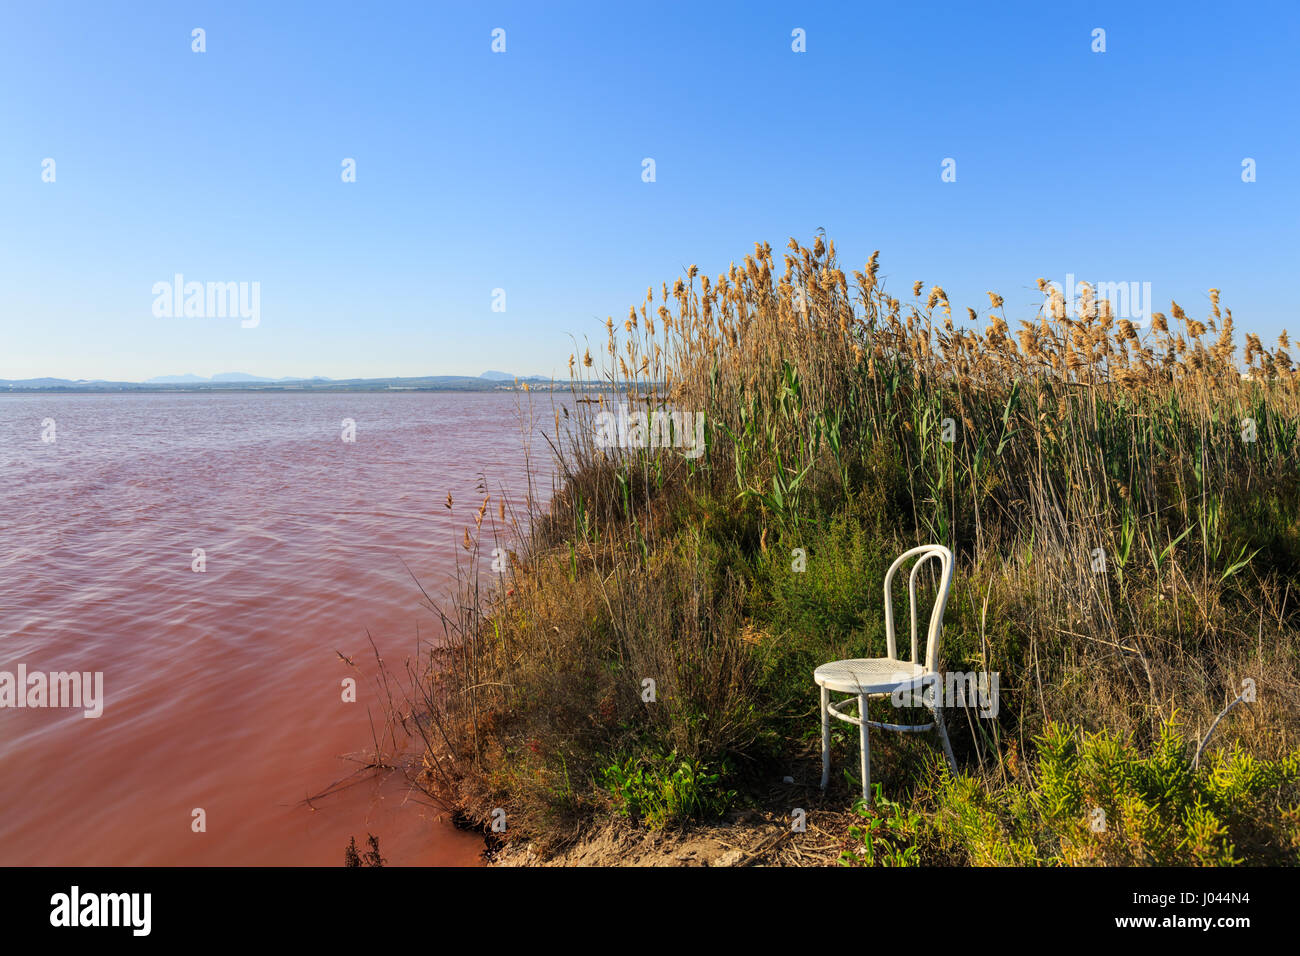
[
  {"xmin": 928, "ymin": 718, "xmax": 1300, "ymax": 866},
  {"xmin": 601, "ymin": 750, "xmax": 737, "ymax": 829}
]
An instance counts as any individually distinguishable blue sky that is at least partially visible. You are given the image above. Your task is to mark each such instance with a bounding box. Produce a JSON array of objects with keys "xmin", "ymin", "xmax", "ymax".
[{"xmin": 1, "ymin": 1, "xmax": 1296, "ymax": 381}]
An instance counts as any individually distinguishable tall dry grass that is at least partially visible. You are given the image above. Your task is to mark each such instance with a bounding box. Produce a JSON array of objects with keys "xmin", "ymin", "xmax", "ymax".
[{"xmin": 423, "ymin": 235, "xmax": 1300, "ymax": 857}]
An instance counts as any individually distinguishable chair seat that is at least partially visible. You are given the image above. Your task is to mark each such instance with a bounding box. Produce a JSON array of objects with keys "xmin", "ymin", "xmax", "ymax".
[{"xmin": 814, "ymin": 657, "xmax": 929, "ymax": 695}]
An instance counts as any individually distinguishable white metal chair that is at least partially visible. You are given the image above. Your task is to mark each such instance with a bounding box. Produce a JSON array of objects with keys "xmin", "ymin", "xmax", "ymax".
[{"xmin": 815, "ymin": 544, "xmax": 959, "ymax": 801}]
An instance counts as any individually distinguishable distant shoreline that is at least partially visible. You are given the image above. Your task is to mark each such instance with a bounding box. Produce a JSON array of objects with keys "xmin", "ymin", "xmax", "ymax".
[
  {"xmin": 1, "ymin": 377, "xmax": 649, "ymax": 395},
  {"xmin": 0, "ymin": 380, "xmax": 585, "ymax": 394}
]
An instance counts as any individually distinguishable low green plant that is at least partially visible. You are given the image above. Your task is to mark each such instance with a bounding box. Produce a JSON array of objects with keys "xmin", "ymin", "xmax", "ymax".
[
  {"xmin": 601, "ymin": 751, "xmax": 736, "ymax": 829},
  {"xmin": 839, "ymin": 784, "xmax": 924, "ymax": 866}
]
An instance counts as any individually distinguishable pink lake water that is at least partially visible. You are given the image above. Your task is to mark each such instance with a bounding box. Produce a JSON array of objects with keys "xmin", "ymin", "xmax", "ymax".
[{"xmin": 0, "ymin": 390, "xmax": 551, "ymax": 865}]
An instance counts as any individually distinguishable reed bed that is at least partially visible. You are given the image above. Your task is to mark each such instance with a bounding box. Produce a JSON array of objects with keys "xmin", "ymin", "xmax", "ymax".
[{"xmin": 425, "ymin": 235, "xmax": 1300, "ymax": 864}]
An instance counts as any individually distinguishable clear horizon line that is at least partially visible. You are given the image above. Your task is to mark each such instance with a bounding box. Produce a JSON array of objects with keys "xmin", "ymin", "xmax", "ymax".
[{"xmin": 0, "ymin": 371, "xmax": 555, "ymax": 384}]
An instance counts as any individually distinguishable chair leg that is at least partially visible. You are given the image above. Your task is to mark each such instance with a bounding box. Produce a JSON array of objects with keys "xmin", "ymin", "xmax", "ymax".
[
  {"xmin": 932, "ymin": 700, "xmax": 957, "ymax": 774},
  {"xmin": 858, "ymin": 693, "xmax": 871, "ymax": 803},
  {"xmin": 820, "ymin": 685, "xmax": 831, "ymax": 790}
]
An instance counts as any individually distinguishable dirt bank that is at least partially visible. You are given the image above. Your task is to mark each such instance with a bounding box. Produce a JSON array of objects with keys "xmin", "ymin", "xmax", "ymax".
[{"xmin": 488, "ymin": 806, "xmax": 854, "ymax": 867}]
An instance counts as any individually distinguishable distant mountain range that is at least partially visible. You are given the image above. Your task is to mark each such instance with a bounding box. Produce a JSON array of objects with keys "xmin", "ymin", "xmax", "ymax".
[
  {"xmin": 143, "ymin": 373, "xmax": 338, "ymax": 384},
  {"xmin": 0, "ymin": 372, "xmax": 562, "ymax": 392}
]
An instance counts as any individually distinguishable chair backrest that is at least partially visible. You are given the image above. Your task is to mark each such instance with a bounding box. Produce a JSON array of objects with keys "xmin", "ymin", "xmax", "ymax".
[{"xmin": 883, "ymin": 544, "xmax": 954, "ymax": 674}]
